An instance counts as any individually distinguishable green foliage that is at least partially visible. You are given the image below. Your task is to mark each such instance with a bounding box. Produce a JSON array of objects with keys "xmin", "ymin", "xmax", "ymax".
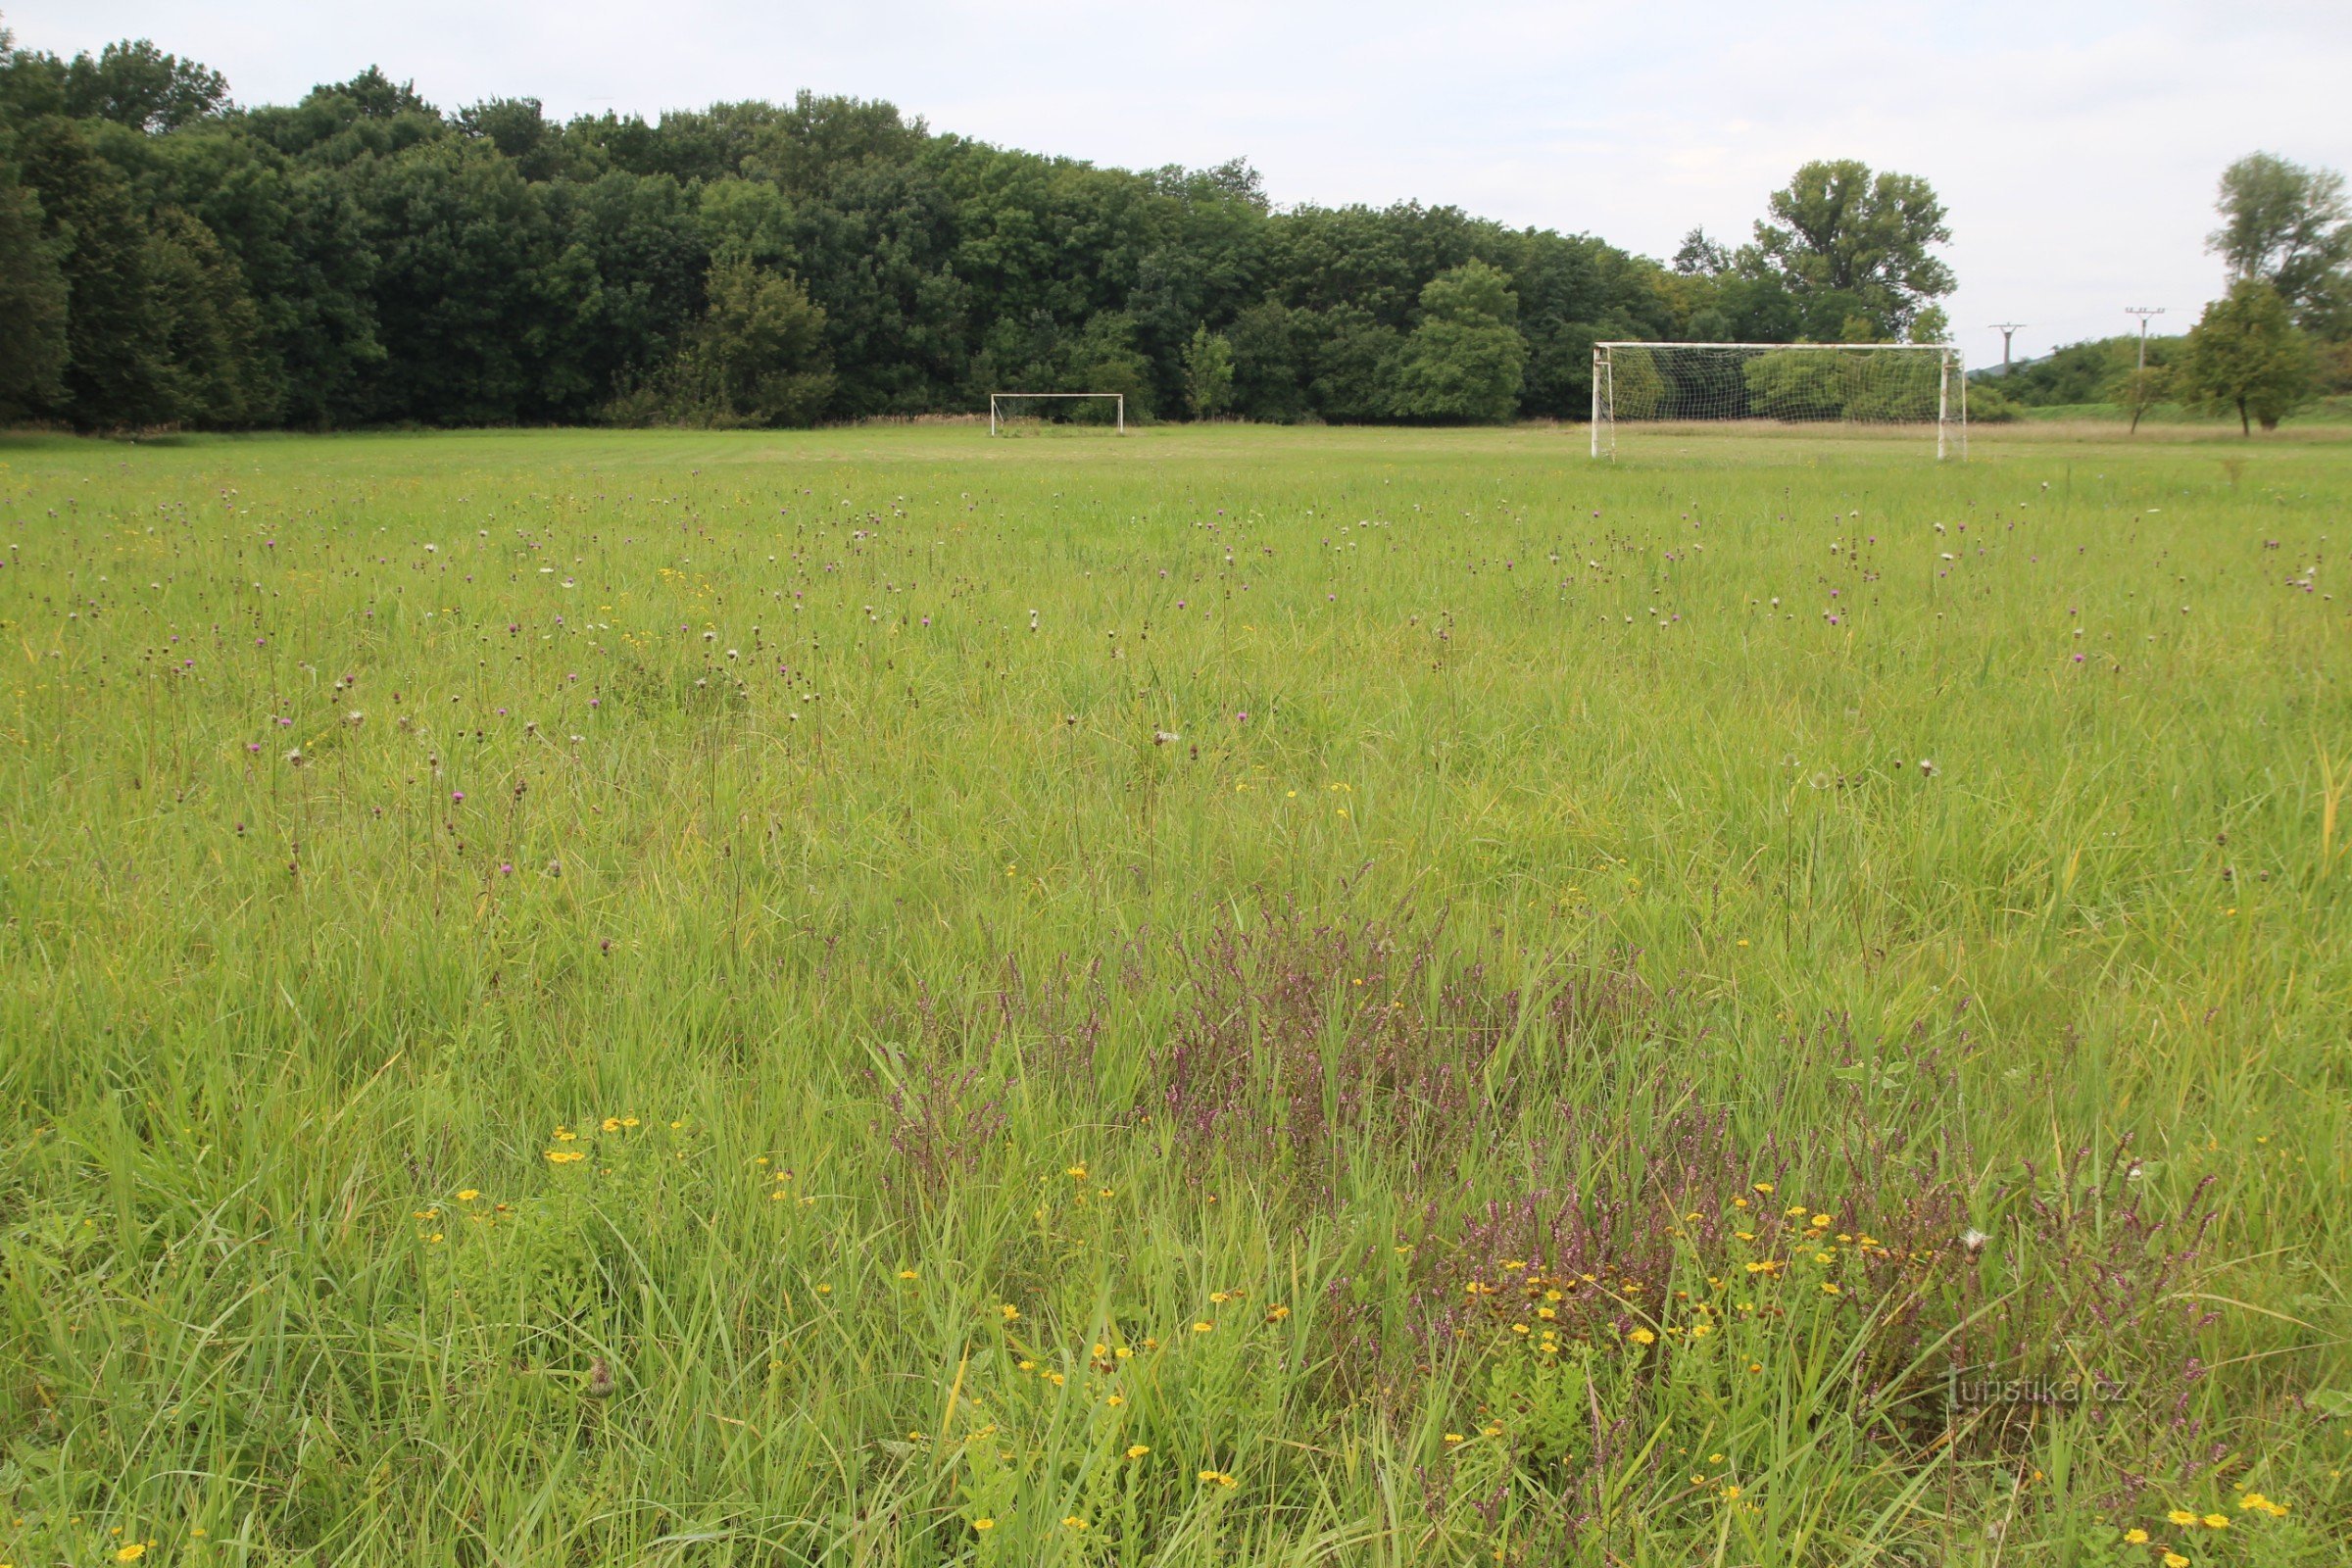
[
  {"xmin": 1179, "ymin": 324, "xmax": 1233, "ymax": 418},
  {"xmin": 1962, "ymin": 377, "xmax": 2019, "ymax": 422},
  {"xmin": 0, "ymin": 31, "xmax": 1704, "ymax": 432},
  {"xmin": 1060, "ymin": 313, "xmax": 1153, "ymax": 418},
  {"xmin": 616, "ymin": 258, "xmax": 834, "ymax": 426},
  {"xmin": 16, "ymin": 117, "xmax": 199, "ymax": 428},
  {"xmin": 1741, "ymin": 349, "xmax": 1849, "ymax": 420},
  {"xmin": 0, "ymin": 34, "xmax": 226, "ymax": 130},
  {"xmin": 145, "ymin": 205, "xmax": 280, "ymax": 426},
  {"xmin": 2108, "ymin": 365, "xmax": 2172, "ymax": 433},
  {"xmin": 1226, "ymin": 300, "xmax": 1309, "ymax": 422},
  {"xmin": 0, "ymin": 32, "xmax": 1975, "ymax": 433},
  {"xmin": 2180, "ymin": 279, "xmax": 2317, "ymax": 434},
  {"xmin": 2210, "ymin": 152, "xmax": 2351, "ymax": 341},
  {"xmin": 0, "ymin": 164, "xmax": 68, "ymax": 416},
  {"xmin": 1731, "ymin": 347, "xmax": 1940, "ymax": 422},
  {"xmin": 1606, "ymin": 345, "xmax": 1667, "ymax": 420},
  {"xmin": 1304, "ymin": 304, "xmax": 1400, "ymax": 421},
  {"xmin": 1742, "ymin": 159, "xmax": 1954, "ymax": 340},
  {"xmin": 1390, "ymin": 260, "xmax": 1524, "ymax": 422},
  {"xmin": 2319, "ymin": 337, "xmax": 2352, "ymax": 395},
  {"xmin": 1981, "ymin": 335, "xmax": 2184, "ymax": 408}
]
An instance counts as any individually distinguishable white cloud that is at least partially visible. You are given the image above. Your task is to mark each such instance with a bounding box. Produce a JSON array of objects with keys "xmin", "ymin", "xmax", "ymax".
[{"xmin": 10, "ymin": 0, "xmax": 2349, "ymax": 368}]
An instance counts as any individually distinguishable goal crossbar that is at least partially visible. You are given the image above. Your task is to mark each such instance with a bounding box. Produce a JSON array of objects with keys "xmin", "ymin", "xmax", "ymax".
[
  {"xmin": 1590, "ymin": 342, "xmax": 1966, "ymax": 461},
  {"xmin": 989, "ymin": 391, "xmax": 1126, "ymax": 436}
]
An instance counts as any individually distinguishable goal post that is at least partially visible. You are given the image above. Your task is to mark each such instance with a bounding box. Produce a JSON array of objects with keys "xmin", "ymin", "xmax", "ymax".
[
  {"xmin": 988, "ymin": 391, "xmax": 1126, "ymax": 436},
  {"xmin": 1590, "ymin": 342, "xmax": 1966, "ymax": 460}
]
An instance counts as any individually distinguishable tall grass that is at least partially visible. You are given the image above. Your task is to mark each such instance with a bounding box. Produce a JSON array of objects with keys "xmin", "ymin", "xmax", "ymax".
[{"xmin": 0, "ymin": 422, "xmax": 2345, "ymax": 1565}]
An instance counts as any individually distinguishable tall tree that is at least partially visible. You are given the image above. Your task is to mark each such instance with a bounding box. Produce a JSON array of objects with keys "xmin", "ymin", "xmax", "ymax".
[
  {"xmin": 1743, "ymin": 160, "xmax": 1953, "ymax": 340},
  {"xmin": 62, "ymin": 39, "xmax": 229, "ymax": 131},
  {"xmin": 14, "ymin": 117, "xmax": 186, "ymax": 427},
  {"xmin": 0, "ymin": 164, "xmax": 69, "ymax": 416},
  {"xmin": 1672, "ymin": 226, "xmax": 1731, "ymax": 277},
  {"xmin": 2179, "ymin": 279, "xmax": 2314, "ymax": 435},
  {"xmin": 2208, "ymin": 153, "xmax": 2351, "ymax": 340}
]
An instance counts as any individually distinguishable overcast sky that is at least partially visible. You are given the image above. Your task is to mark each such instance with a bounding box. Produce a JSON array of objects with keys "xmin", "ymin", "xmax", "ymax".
[{"xmin": 9, "ymin": 1, "xmax": 2350, "ymax": 370}]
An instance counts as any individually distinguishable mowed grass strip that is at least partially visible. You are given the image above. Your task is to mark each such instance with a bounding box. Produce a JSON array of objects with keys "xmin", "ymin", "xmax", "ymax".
[{"xmin": 0, "ymin": 422, "xmax": 2346, "ymax": 1565}]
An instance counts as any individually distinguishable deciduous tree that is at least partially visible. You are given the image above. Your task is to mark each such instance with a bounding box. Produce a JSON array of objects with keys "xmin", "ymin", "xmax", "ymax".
[
  {"xmin": 1390, "ymin": 260, "xmax": 1523, "ymax": 423},
  {"xmin": 0, "ymin": 166, "xmax": 68, "ymax": 416},
  {"xmin": 2179, "ymin": 279, "xmax": 2314, "ymax": 435},
  {"xmin": 1181, "ymin": 324, "xmax": 1233, "ymax": 417},
  {"xmin": 2209, "ymin": 153, "xmax": 2351, "ymax": 340},
  {"xmin": 1743, "ymin": 160, "xmax": 1953, "ymax": 341}
]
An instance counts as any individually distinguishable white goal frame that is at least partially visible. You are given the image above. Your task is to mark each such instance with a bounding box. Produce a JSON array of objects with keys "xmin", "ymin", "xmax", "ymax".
[
  {"xmin": 988, "ymin": 391, "xmax": 1126, "ymax": 436},
  {"xmin": 1590, "ymin": 342, "xmax": 1967, "ymax": 461}
]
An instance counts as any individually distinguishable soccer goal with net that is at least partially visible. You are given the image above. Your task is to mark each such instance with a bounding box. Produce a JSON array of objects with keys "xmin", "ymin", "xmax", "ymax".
[
  {"xmin": 1590, "ymin": 342, "xmax": 1966, "ymax": 460},
  {"xmin": 988, "ymin": 392, "xmax": 1126, "ymax": 435}
]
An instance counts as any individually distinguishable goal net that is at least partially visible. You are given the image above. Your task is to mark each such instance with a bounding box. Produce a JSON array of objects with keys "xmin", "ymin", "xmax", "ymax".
[
  {"xmin": 1591, "ymin": 342, "xmax": 1965, "ymax": 460},
  {"xmin": 989, "ymin": 391, "xmax": 1126, "ymax": 435}
]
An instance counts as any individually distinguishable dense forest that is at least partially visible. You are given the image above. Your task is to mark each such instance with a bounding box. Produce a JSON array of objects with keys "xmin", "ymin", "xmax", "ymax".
[{"xmin": 0, "ymin": 36, "xmax": 1961, "ymax": 431}]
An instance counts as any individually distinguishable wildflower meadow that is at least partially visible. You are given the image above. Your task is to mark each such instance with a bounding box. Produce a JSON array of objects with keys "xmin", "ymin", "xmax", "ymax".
[{"xmin": 1, "ymin": 420, "xmax": 2346, "ymax": 1565}]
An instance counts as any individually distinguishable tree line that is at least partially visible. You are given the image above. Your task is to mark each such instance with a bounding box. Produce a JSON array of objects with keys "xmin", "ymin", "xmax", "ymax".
[
  {"xmin": 1975, "ymin": 153, "xmax": 2351, "ymax": 433},
  {"xmin": 0, "ymin": 33, "xmax": 1961, "ymax": 432}
]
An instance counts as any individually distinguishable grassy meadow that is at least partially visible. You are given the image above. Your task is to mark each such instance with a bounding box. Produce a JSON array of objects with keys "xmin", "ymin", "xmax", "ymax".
[{"xmin": 1, "ymin": 419, "xmax": 2347, "ymax": 1566}]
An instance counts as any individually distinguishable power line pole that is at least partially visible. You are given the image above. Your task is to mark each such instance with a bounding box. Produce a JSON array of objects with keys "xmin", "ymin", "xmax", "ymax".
[
  {"xmin": 2124, "ymin": 307, "xmax": 2166, "ymax": 370},
  {"xmin": 1989, "ymin": 322, "xmax": 2026, "ymax": 373}
]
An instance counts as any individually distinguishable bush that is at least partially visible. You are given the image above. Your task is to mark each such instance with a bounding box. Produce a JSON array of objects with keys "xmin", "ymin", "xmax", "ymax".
[
  {"xmin": 611, "ymin": 258, "xmax": 834, "ymax": 427},
  {"xmin": 1964, "ymin": 379, "xmax": 2019, "ymax": 422},
  {"xmin": 1390, "ymin": 261, "xmax": 1525, "ymax": 423}
]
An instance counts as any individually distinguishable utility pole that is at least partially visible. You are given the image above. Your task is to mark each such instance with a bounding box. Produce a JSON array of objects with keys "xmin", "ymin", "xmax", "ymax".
[
  {"xmin": 1990, "ymin": 322, "xmax": 2026, "ymax": 373},
  {"xmin": 2125, "ymin": 307, "xmax": 2166, "ymax": 370}
]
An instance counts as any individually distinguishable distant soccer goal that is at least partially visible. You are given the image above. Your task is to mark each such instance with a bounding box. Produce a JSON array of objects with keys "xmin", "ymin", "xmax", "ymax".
[
  {"xmin": 988, "ymin": 391, "xmax": 1126, "ymax": 436},
  {"xmin": 1591, "ymin": 342, "xmax": 1966, "ymax": 460}
]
